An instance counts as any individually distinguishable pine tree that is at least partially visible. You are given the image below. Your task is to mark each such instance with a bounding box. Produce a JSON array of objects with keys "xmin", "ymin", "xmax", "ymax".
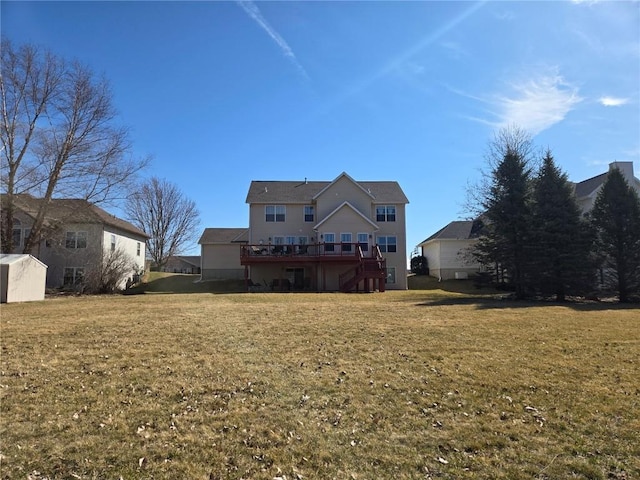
[
  {"xmin": 475, "ymin": 148, "xmax": 533, "ymax": 299},
  {"xmin": 530, "ymin": 151, "xmax": 593, "ymax": 300},
  {"xmin": 590, "ymin": 168, "xmax": 640, "ymax": 302}
]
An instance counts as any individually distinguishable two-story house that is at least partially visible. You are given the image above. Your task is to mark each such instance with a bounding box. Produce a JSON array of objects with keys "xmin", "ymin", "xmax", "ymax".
[
  {"xmin": 417, "ymin": 161, "xmax": 640, "ymax": 281},
  {"xmin": 200, "ymin": 172, "xmax": 409, "ymax": 292},
  {"xmin": 3, "ymin": 194, "xmax": 148, "ymax": 290}
]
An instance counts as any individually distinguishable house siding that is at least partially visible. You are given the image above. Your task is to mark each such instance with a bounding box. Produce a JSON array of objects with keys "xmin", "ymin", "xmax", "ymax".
[
  {"xmin": 102, "ymin": 226, "xmax": 146, "ymax": 289},
  {"xmin": 201, "ymin": 244, "xmax": 244, "ymax": 280},
  {"xmin": 315, "ymin": 177, "xmax": 372, "ymax": 221},
  {"xmin": 422, "ymin": 239, "xmax": 478, "ymax": 281}
]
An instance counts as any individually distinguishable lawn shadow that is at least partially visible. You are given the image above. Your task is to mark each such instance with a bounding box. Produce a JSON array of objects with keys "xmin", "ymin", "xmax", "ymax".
[
  {"xmin": 125, "ymin": 274, "xmax": 246, "ymax": 295},
  {"xmin": 415, "ymin": 295, "xmax": 639, "ymax": 312}
]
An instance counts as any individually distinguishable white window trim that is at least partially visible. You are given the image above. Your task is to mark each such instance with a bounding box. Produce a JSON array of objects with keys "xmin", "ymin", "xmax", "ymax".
[
  {"xmin": 304, "ymin": 205, "xmax": 314, "ymax": 222},
  {"xmin": 377, "ymin": 235, "xmax": 397, "ymax": 253},
  {"xmin": 266, "ymin": 205, "xmax": 286, "ymax": 222},
  {"xmin": 376, "ymin": 205, "xmax": 397, "ymax": 222},
  {"xmin": 63, "ymin": 267, "xmax": 85, "ymax": 286},
  {"xmin": 66, "ymin": 231, "xmax": 88, "ymax": 249},
  {"xmin": 386, "ymin": 266, "xmax": 397, "ymax": 284}
]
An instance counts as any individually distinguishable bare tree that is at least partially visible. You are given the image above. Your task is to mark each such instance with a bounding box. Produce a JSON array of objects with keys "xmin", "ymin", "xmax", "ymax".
[
  {"xmin": 125, "ymin": 177, "xmax": 200, "ymax": 269},
  {"xmin": 84, "ymin": 247, "xmax": 139, "ymax": 294},
  {"xmin": 464, "ymin": 125, "xmax": 537, "ymax": 218},
  {"xmin": 1, "ymin": 38, "xmax": 147, "ymax": 253}
]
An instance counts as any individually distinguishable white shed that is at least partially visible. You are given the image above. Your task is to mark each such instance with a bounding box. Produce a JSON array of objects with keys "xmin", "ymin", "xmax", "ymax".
[{"xmin": 0, "ymin": 254, "xmax": 48, "ymax": 303}]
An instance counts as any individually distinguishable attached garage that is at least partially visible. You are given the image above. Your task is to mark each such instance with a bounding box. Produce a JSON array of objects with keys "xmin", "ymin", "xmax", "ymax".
[{"xmin": 0, "ymin": 254, "xmax": 48, "ymax": 303}]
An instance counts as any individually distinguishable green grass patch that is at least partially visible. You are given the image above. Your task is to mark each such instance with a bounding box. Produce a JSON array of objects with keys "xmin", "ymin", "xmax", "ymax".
[{"xmin": 1, "ymin": 291, "xmax": 638, "ymax": 479}]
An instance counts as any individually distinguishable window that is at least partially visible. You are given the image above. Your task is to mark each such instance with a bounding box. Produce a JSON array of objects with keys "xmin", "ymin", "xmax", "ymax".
[
  {"xmin": 304, "ymin": 205, "xmax": 315, "ymax": 222},
  {"xmin": 266, "ymin": 205, "xmax": 286, "ymax": 222},
  {"xmin": 136, "ymin": 242, "xmax": 141, "ymax": 256},
  {"xmin": 63, "ymin": 267, "xmax": 85, "ymax": 286},
  {"xmin": 357, "ymin": 233, "xmax": 369, "ymax": 252},
  {"xmin": 23, "ymin": 229, "xmax": 31, "ymax": 246},
  {"xmin": 286, "ymin": 236, "xmax": 296, "ymax": 245},
  {"xmin": 66, "ymin": 231, "xmax": 87, "ymax": 249},
  {"xmin": 341, "ymin": 233, "xmax": 352, "ymax": 252},
  {"xmin": 110, "ymin": 234, "xmax": 116, "ymax": 252},
  {"xmin": 376, "ymin": 205, "xmax": 396, "ymax": 222},
  {"xmin": 324, "ymin": 233, "xmax": 335, "ymax": 252},
  {"xmin": 12, "ymin": 228, "xmax": 21, "ymax": 247},
  {"xmin": 377, "ymin": 236, "xmax": 397, "ymax": 253},
  {"xmin": 386, "ymin": 267, "xmax": 396, "ymax": 284}
]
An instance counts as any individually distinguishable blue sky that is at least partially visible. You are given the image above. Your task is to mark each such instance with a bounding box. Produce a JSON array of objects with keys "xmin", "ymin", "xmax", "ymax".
[{"xmin": 2, "ymin": 1, "xmax": 639, "ymax": 257}]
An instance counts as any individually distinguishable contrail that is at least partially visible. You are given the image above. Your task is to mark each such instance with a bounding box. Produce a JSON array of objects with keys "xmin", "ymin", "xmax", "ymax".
[{"xmin": 237, "ymin": 1, "xmax": 310, "ymax": 80}]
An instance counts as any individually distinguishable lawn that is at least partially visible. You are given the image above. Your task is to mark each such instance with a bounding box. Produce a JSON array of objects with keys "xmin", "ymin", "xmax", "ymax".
[{"xmin": 1, "ymin": 283, "xmax": 638, "ymax": 479}]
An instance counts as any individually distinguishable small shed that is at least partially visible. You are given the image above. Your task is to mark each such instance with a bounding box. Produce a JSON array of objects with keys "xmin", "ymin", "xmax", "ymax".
[{"xmin": 0, "ymin": 254, "xmax": 48, "ymax": 303}]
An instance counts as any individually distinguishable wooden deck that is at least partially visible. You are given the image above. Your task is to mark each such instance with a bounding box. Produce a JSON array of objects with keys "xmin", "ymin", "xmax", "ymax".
[
  {"xmin": 240, "ymin": 243, "xmax": 387, "ymax": 292},
  {"xmin": 240, "ymin": 243, "xmax": 369, "ymax": 265}
]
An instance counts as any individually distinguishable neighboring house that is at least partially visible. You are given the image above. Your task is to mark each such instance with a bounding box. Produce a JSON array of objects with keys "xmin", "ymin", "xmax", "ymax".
[
  {"xmin": 417, "ymin": 161, "xmax": 640, "ymax": 281},
  {"xmin": 161, "ymin": 255, "xmax": 202, "ymax": 274},
  {"xmin": 573, "ymin": 161, "xmax": 640, "ymax": 213},
  {"xmin": 2, "ymin": 194, "xmax": 148, "ymax": 289},
  {"xmin": 417, "ymin": 219, "xmax": 483, "ymax": 281},
  {"xmin": 200, "ymin": 172, "xmax": 410, "ymax": 291},
  {"xmin": 199, "ymin": 228, "xmax": 248, "ymax": 280}
]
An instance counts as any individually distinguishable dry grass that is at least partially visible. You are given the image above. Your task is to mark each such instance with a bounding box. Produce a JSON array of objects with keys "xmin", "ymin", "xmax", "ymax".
[{"xmin": 1, "ymin": 288, "xmax": 638, "ymax": 479}]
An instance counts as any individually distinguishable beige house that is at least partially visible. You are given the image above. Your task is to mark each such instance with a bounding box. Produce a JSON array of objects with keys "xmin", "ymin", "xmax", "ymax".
[
  {"xmin": 199, "ymin": 228, "xmax": 248, "ymax": 280},
  {"xmin": 417, "ymin": 161, "xmax": 640, "ymax": 281},
  {"xmin": 200, "ymin": 172, "xmax": 409, "ymax": 292},
  {"xmin": 3, "ymin": 194, "xmax": 148, "ymax": 290},
  {"xmin": 1, "ymin": 254, "xmax": 47, "ymax": 303},
  {"xmin": 418, "ymin": 219, "xmax": 483, "ymax": 281}
]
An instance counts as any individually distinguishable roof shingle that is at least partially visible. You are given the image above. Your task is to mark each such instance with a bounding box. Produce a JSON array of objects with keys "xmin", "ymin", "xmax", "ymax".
[
  {"xmin": 198, "ymin": 228, "xmax": 249, "ymax": 244},
  {"xmin": 4, "ymin": 194, "xmax": 148, "ymax": 239},
  {"xmin": 245, "ymin": 179, "xmax": 409, "ymax": 204}
]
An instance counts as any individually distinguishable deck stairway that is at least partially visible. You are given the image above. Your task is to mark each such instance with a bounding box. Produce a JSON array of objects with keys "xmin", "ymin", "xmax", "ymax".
[{"xmin": 339, "ymin": 246, "xmax": 387, "ymax": 293}]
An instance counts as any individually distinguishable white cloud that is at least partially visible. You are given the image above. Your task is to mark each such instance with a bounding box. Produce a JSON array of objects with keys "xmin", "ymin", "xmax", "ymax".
[
  {"xmin": 452, "ymin": 71, "xmax": 583, "ymax": 135},
  {"xmin": 236, "ymin": 1, "xmax": 309, "ymax": 80},
  {"xmin": 495, "ymin": 75, "xmax": 583, "ymax": 134},
  {"xmin": 599, "ymin": 96, "xmax": 629, "ymax": 107}
]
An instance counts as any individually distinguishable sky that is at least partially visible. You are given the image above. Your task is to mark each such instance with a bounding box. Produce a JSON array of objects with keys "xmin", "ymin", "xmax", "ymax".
[{"xmin": 2, "ymin": 1, "xmax": 639, "ymax": 258}]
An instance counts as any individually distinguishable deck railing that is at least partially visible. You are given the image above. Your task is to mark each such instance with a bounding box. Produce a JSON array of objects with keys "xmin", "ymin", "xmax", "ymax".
[{"xmin": 240, "ymin": 242, "xmax": 378, "ymax": 260}]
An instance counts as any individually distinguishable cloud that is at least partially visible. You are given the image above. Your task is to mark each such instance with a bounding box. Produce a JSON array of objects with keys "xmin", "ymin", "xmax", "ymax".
[
  {"xmin": 494, "ymin": 75, "xmax": 583, "ymax": 134},
  {"xmin": 453, "ymin": 72, "xmax": 583, "ymax": 135},
  {"xmin": 236, "ymin": 1, "xmax": 309, "ymax": 80},
  {"xmin": 599, "ymin": 96, "xmax": 629, "ymax": 107}
]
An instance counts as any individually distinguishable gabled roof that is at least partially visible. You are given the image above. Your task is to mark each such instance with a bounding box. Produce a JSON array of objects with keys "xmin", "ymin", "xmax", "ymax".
[
  {"xmin": 0, "ymin": 253, "xmax": 47, "ymax": 268},
  {"xmin": 573, "ymin": 172, "xmax": 607, "ymax": 199},
  {"xmin": 312, "ymin": 172, "xmax": 375, "ymax": 201},
  {"xmin": 418, "ymin": 219, "xmax": 484, "ymax": 245},
  {"xmin": 198, "ymin": 228, "xmax": 249, "ymax": 244},
  {"xmin": 169, "ymin": 255, "xmax": 201, "ymax": 266},
  {"xmin": 3, "ymin": 194, "xmax": 148, "ymax": 239},
  {"xmin": 313, "ymin": 201, "xmax": 379, "ymax": 231},
  {"xmin": 245, "ymin": 175, "xmax": 408, "ymax": 204},
  {"xmin": 573, "ymin": 162, "xmax": 640, "ymax": 199}
]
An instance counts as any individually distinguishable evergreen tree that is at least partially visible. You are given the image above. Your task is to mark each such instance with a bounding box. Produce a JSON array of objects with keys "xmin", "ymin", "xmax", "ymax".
[
  {"xmin": 475, "ymin": 148, "xmax": 533, "ymax": 299},
  {"xmin": 590, "ymin": 167, "xmax": 640, "ymax": 302},
  {"xmin": 530, "ymin": 151, "xmax": 593, "ymax": 300}
]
